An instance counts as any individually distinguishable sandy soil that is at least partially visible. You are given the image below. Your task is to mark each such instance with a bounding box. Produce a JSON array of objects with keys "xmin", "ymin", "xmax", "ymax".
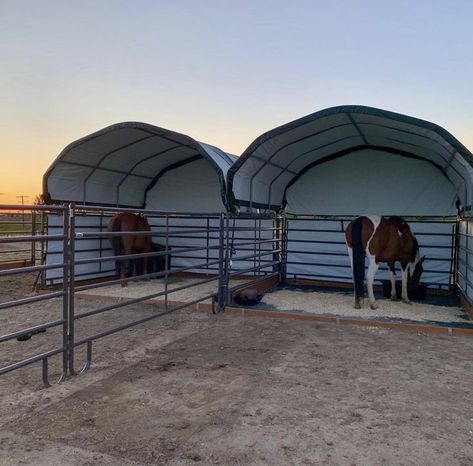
[
  {"xmin": 0, "ymin": 242, "xmax": 34, "ymax": 263},
  {"xmin": 1, "ymin": 274, "xmax": 473, "ymax": 466}
]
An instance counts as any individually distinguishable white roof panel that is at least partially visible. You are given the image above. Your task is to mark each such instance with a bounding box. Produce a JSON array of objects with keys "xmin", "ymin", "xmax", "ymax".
[
  {"xmin": 228, "ymin": 105, "xmax": 473, "ymax": 213},
  {"xmin": 44, "ymin": 121, "xmax": 237, "ymax": 210}
]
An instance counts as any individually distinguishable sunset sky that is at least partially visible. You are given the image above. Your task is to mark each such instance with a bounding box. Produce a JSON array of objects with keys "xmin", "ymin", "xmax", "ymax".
[{"xmin": 1, "ymin": 0, "xmax": 472, "ymax": 205}]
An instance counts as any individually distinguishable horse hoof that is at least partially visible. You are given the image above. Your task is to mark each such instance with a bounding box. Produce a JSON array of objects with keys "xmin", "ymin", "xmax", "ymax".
[
  {"xmin": 402, "ymin": 299, "xmax": 411, "ymax": 305},
  {"xmin": 370, "ymin": 303, "xmax": 378, "ymax": 310}
]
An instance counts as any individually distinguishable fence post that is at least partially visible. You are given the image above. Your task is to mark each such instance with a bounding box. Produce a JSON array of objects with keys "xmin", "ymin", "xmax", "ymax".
[
  {"xmin": 451, "ymin": 220, "xmax": 459, "ymax": 290},
  {"xmin": 60, "ymin": 207, "xmax": 70, "ymax": 380},
  {"xmin": 67, "ymin": 203, "xmax": 76, "ymax": 375},
  {"xmin": 217, "ymin": 212, "xmax": 228, "ymax": 312},
  {"xmin": 466, "ymin": 220, "xmax": 470, "ymax": 298},
  {"xmin": 273, "ymin": 215, "xmax": 283, "ymax": 282},
  {"xmin": 31, "ymin": 210, "xmax": 36, "ymax": 266},
  {"xmin": 280, "ymin": 216, "xmax": 288, "ymax": 283},
  {"xmin": 165, "ymin": 215, "xmax": 169, "ymax": 312},
  {"xmin": 40, "ymin": 211, "xmax": 46, "ymax": 287}
]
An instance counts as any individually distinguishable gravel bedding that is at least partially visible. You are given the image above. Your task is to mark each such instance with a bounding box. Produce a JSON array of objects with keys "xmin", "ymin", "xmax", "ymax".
[
  {"xmin": 78, "ymin": 277, "xmax": 471, "ymax": 325},
  {"xmin": 78, "ymin": 276, "xmax": 252, "ymax": 304},
  {"xmin": 258, "ymin": 287, "xmax": 469, "ymax": 324}
]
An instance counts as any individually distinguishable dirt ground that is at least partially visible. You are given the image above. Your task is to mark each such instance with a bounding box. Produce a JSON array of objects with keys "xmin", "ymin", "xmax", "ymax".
[
  {"xmin": 0, "ymin": 242, "xmax": 33, "ymax": 264},
  {"xmin": 1, "ymin": 273, "xmax": 473, "ymax": 466}
]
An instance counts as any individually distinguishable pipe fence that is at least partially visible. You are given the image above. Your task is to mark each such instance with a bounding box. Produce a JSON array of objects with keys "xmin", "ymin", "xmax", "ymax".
[
  {"xmin": 0, "ymin": 205, "xmax": 466, "ymax": 387},
  {"xmin": 0, "ymin": 204, "xmax": 69, "ymax": 386},
  {"xmin": 457, "ymin": 218, "xmax": 473, "ymax": 302},
  {"xmin": 285, "ymin": 215, "xmax": 457, "ymax": 291},
  {"xmin": 0, "ymin": 204, "xmax": 282, "ymax": 386},
  {"xmin": 0, "ymin": 208, "xmax": 44, "ymax": 268}
]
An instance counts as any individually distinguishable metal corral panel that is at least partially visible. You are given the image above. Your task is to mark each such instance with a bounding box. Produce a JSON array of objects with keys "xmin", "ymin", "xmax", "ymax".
[{"xmin": 286, "ymin": 218, "xmax": 455, "ymax": 289}]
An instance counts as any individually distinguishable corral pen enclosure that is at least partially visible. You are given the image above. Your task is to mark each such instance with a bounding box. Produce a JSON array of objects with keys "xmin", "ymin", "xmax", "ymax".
[
  {"xmin": 1, "ymin": 203, "xmax": 472, "ymax": 389},
  {"xmin": 225, "ymin": 105, "xmax": 473, "ymax": 324},
  {"xmin": 0, "ymin": 203, "xmax": 283, "ymax": 385},
  {"xmin": 3, "ymin": 105, "xmax": 473, "ymax": 465},
  {"xmin": 2, "ymin": 105, "xmax": 473, "ymax": 390}
]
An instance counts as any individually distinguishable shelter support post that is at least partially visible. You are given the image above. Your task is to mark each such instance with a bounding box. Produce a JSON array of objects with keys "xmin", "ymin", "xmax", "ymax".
[
  {"xmin": 466, "ymin": 223, "xmax": 469, "ymax": 298},
  {"xmin": 60, "ymin": 208, "xmax": 70, "ymax": 380},
  {"xmin": 217, "ymin": 213, "xmax": 228, "ymax": 312},
  {"xmin": 280, "ymin": 217, "xmax": 288, "ymax": 283},
  {"xmin": 67, "ymin": 203, "xmax": 76, "ymax": 375}
]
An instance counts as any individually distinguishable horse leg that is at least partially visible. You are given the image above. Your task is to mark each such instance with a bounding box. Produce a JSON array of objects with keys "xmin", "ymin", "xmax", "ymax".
[
  {"xmin": 143, "ymin": 256, "xmax": 149, "ymax": 279},
  {"xmin": 347, "ymin": 246, "xmax": 360, "ymax": 308},
  {"xmin": 366, "ymin": 256, "xmax": 379, "ymax": 310},
  {"xmin": 389, "ymin": 262, "xmax": 397, "ymax": 301},
  {"xmin": 401, "ymin": 266, "xmax": 410, "ymax": 304},
  {"xmin": 120, "ymin": 245, "xmax": 131, "ymax": 288},
  {"xmin": 121, "ymin": 238, "xmax": 134, "ymax": 287},
  {"xmin": 120, "ymin": 259, "xmax": 128, "ymax": 287}
]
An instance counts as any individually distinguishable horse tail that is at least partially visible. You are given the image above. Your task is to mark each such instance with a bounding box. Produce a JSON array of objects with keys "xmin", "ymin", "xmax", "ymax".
[{"xmin": 352, "ymin": 216, "xmax": 366, "ymax": 300}]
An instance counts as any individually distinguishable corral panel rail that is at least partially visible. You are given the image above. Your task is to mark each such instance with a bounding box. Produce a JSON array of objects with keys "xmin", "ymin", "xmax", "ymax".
[
  {"xmin": 225, "ymin": 213, "xmax": 284, "ymax": 299},
  {"xmin": 63, "ymin": 205, "xmax": 227, "ymax": 375},
  {"xmin": 63, "ymin": 207, "xmax": 283, "ymax": 375},
  {"xmin": 457, "ymin": 217, "xmax": 473, "ymax": 303},
  {"xmin": 2, "ymin": 204, "xmax": 469, "ymax": 388},
  {"xmin": 0, "ymin": 204, "xmax": 69, "ymax": 386},
  {"xmin": 285, "ymin": 215, "xmax": 458, "ymax": 292},
  {"xmin": 0, "ymin": 204, "xmax": 231, "ymax": 385},
  {"xmin": 0, "ymin": 208, "xmax": 44, "ymax": 269}
]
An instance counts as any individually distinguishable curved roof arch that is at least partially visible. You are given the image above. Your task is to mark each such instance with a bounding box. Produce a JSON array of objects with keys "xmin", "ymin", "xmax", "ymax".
[
  {"xmin": 44, "ymin": 121, "xmax": 236, "ymax": 210},
  {"xmin": 227, "ymin": 105, "xmax": 473, "ymax": 213}
]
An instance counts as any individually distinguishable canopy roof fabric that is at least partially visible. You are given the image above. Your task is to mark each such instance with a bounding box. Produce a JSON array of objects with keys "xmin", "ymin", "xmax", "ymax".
[
  {"xmin": 227, "ymin": 105, "xmax": 473, "ymax": 213},
  {"xmin": 285, "ymin": 149, "xmax": 459, "ymax": 216},
  {"xmin": 44, "ymin": 122, "xmax": 236, "ymax": 210}
]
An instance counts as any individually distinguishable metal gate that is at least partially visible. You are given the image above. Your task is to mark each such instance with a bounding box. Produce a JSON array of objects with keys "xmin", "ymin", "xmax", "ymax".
[
  {"xmin": 457, "ymin": 217, "xmax": 473, "ymax": 303},
  {"xmin": 0, "ymin": 204, "xmax": 283, "ymax": 386},
  {"xmin": 0, "ymin": 204, "xmax": 69, "ymax": 386},
  {"xmin": 224, "ymin": 213, "xmax": 283, "ymax": 299}
]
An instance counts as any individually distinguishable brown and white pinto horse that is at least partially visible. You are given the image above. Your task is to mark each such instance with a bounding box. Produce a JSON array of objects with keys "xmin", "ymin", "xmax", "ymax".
[
  {"xmin": 345, "ymin": 216, "xmax": 424, "ymax": 309},
  {"xmin": 108, "ymin": 212, "xmax": 152, "ymax": 287}
]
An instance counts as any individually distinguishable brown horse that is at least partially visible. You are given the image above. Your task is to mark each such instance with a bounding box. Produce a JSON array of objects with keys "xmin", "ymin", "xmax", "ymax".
[
  {"xmin": 345, "ymin": 216, "xmax": 424, "ymax": 309},
  {"xmin": 108, "ymin": 212, "xmax": 152, "ymax": 286}
]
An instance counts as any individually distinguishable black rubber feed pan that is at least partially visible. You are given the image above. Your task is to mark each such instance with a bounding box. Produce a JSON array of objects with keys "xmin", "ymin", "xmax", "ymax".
[
  {"xmin": 233, "ymin": 288, "xmax": 264, "ymax": 306},
  {"xmin": 382, "ymin": 281, "xmax": 427, "ymax": 301}
]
